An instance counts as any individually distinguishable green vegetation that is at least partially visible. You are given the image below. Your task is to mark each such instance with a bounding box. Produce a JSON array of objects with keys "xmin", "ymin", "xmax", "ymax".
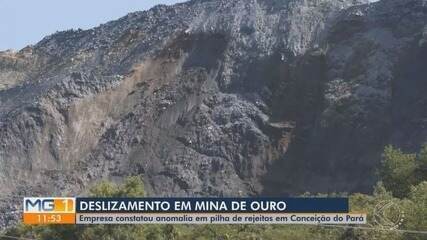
[
  {"xmin": 3, "ymin": 145, "xmax": 427, "ymax": 239},
  {"xmin": 380, "ymin": 145, "xmax": 426, "ymax": 198}
]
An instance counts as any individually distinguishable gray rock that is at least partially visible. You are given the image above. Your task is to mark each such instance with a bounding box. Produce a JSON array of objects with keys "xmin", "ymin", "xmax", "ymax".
[{"xmin": 1, "ymin": 0, "xmax": 427, "ymax": 228}]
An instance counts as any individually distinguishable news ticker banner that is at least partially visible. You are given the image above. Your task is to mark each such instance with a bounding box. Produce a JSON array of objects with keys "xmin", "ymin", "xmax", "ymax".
[{"xmin": 23, "ymin": 197, "xmax": 366, "ymax": 225}]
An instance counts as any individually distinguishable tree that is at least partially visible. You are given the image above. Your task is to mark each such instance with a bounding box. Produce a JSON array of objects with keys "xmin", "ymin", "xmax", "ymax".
[
  {"xmin": 380, "ymin": 145, "xmax": 427, "ymax": 198},
  {"xmin": 416, "ymin": 145, "xmax": 427, "ymax": 181},
  {"xmin": 380, "ymin": 146, "xmax": 417, "ymax": 198},
  {"xmin": 401, "ymin": 181, "xmax": 427, "ymax": 240}
]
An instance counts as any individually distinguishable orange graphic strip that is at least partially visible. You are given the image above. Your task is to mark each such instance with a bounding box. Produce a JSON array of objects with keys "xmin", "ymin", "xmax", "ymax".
[{"xmin": 23, "ymin": 213, "xmax": 75, "ymax": 225}]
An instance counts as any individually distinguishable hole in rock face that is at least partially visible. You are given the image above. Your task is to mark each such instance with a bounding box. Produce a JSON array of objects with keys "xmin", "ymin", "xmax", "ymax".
[
  {"xmin": 176, "ymin": 33, "xmax": 228, "ymax": 71},
  {"xmin": 158, "ymin": 32, "xmax": 228, "ymax": 68}
]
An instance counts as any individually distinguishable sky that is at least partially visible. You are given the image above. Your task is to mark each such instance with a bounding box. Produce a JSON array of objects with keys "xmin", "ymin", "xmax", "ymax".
[{"xmin": 0, "ymin": 0, "xmax": 185, "ymax": 51}]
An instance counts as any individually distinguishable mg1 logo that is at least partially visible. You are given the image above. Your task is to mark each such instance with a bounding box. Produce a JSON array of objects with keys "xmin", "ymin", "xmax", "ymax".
[
  {"xmin": 23, "ymin": 198, "xmax": 76, "ymax": 224},
  {"xmin": 24, "ymin": 198, "xmax": 75, "ymax": 213}
]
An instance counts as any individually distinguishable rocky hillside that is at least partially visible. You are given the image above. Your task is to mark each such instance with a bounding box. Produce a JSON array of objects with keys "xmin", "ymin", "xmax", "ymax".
[{"xmin": 1, "ymin": 0, "xmax": 427, "ymax": 226}]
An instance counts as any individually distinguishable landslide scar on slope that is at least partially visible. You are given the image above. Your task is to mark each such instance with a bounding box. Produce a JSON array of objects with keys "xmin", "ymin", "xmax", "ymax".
[{"xmin": 59, "ymin": 56, "xmax": 187, "ymax": 169}]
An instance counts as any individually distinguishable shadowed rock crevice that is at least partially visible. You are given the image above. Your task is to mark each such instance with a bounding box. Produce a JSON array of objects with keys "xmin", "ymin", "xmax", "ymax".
[{"xmin": 1, "ymin": 0, "xmax": 427, "ymax": 228}]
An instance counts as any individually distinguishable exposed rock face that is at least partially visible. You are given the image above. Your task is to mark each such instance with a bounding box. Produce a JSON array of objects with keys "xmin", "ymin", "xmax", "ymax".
[
  {"xmin": 264, "ymin": 0, "xmax": 427, "ymax": 194},
  {"xmin": 1, "ymin": 0, "xmax": 426, "ymax": 227}
]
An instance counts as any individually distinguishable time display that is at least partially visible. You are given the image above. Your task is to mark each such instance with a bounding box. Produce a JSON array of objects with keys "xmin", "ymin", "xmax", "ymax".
[
  {"xmin": 37, "ymin": 214, "xmax": 62, "ymax": 223},
  {"xmin": 23, "ymin": 213, "xmax": 75, "ymax": 224}
]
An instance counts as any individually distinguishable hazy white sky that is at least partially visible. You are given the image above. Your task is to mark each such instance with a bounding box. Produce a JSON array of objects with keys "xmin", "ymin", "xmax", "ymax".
[{"xmin": 0, "ymin": 0, "xmax": 185, "ymax": 50}]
